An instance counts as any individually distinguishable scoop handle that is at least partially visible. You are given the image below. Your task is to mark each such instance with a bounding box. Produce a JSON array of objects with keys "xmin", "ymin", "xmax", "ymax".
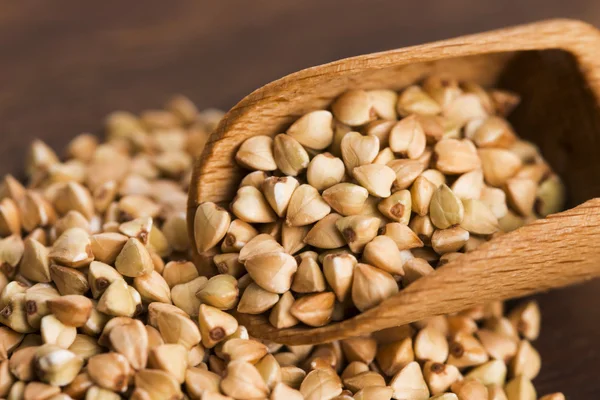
[{"xmin": 241, "ymin": 198, "xmax": 600, "ymax": 345}]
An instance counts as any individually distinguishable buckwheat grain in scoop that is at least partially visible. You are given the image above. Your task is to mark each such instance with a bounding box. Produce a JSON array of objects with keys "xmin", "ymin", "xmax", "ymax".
[{"xmin": 200, "ymin": 77, "xmax": 566, "ymax": 329}]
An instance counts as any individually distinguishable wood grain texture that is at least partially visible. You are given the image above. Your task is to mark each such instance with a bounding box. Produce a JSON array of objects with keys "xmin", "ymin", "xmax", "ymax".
[{"xmin": 3, "ymin": 2, "xmax": 600, "ymax": 396}]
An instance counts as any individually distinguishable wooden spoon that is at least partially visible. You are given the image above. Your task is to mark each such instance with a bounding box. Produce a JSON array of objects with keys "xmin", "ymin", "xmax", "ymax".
[{"xmin": 188, "ymin": 19, "xmax": 600, "ymax": 345}]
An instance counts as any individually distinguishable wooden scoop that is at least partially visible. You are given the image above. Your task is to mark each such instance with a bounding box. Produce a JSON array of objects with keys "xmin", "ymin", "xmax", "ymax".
[{"xmin": 188, "ymin": 19, "xmax": 600, "ymax": 345}]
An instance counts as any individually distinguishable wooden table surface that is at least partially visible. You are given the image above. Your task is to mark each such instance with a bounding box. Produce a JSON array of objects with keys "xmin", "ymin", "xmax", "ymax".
[{"xmin": 2, "ymin": 1, "xmax": 600, "ymax": 397}]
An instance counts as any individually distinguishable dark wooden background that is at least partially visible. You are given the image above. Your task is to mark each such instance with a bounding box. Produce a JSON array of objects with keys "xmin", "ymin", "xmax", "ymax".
[{"xmin": 2, "ymin": 1, "xmax": 600, "ymax": 397}]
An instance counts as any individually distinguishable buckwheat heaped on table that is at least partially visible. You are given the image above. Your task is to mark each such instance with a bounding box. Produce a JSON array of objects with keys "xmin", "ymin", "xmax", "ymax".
[{"xmin": 0, "ymin": 83, "xmax": 564, "ymax": 399}]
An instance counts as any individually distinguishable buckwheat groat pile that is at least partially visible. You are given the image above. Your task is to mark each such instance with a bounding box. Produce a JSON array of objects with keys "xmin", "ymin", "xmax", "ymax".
[
  {"xmin": 0, "ymin": 89, "xmax": 563, "ymax": 400},
  {"xmin": 197, "ymin": 77, "xmax": 565, "ymax": 329}
]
